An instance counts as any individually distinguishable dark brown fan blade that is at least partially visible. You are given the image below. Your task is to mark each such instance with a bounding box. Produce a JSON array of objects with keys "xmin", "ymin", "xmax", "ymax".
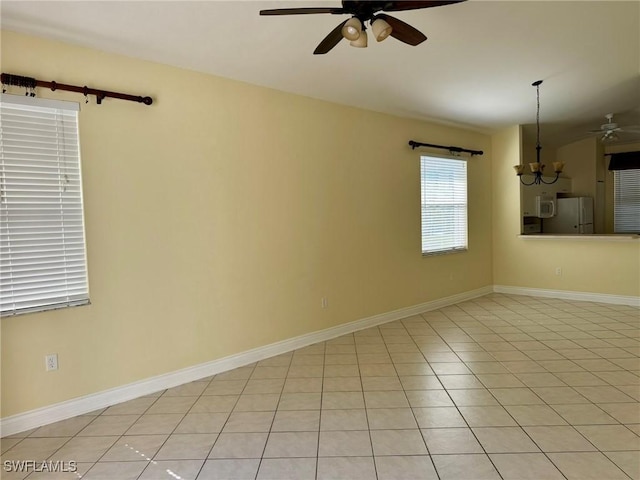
[
  {"xmin": 378, "ymin": 13, "xmax": 427, "ymax": 46},
  {"xmin": 260, "ymin": 7, "xmax": 344, "ymax": 15},
  {"xmin": 382, "ymin": 0, "xmax": 465, "ymax": 12},
  {"xmin": 314, "ymin": 19, "xmax": 349, "ymax": 54}
]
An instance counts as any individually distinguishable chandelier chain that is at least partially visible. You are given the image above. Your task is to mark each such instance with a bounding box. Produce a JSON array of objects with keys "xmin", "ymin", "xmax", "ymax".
[{"xmin": 536, "ymin": 82, "xmax": 541, "ymax": 148}]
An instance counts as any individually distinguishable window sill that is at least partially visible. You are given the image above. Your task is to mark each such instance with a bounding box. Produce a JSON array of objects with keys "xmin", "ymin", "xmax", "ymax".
[
  {"xmin": 422, "ymin": 248, "xmax": 468, "ymax": 257},
  {"xmin": 518, "ymin": 234, "xmax": 640, "ymax": 242}
]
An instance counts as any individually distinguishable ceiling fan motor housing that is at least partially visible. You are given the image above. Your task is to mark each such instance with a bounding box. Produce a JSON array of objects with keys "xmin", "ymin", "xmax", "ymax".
[
  {"xmin": 602, "ymin": 113, "xmax": 618, "ymax": 131},
  {"xmin": 342, "ymin": 1, "xmax": 389, "ymax": 20}
]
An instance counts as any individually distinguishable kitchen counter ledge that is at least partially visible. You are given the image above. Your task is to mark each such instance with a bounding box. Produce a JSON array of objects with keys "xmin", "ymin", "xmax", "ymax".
[{"xmin": 518, "ymin": 234, "xmax": 639, "ymax": 242}]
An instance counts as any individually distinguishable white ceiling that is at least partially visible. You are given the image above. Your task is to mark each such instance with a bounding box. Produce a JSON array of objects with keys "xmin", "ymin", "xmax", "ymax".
[{"xmin": 2, "ymin": 0, "xmax": 639, "ymax": 147}]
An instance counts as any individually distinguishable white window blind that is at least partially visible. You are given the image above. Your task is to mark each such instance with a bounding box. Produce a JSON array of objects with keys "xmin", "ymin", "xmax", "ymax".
[
  {"xmin": 420, "ymin": 155, "xmax": 468, "ymax": 255},
  {"xmin": 614, "ymin": 169, "xmax": 640, "ymax": 233},
  {"xmin": 1, "ymin": 94, "xmax": 89, "ymax": 316}
]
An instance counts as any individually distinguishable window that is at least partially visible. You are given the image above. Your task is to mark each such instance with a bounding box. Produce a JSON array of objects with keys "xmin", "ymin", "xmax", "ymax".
[
  {"xmin": 614, "ymin": 169, "xmax": 640, "ymax": 233},
  {"xmin": 1, "ymin": 95, "xmax": 89, "ymax": 316},
  {"xmin": 420, "ymin": 155, "xmax": 468, "ymax": 255}
]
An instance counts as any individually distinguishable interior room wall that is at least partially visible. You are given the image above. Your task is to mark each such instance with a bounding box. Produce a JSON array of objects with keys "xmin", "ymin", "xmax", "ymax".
[
  {"xmin": 557, "ymin": 136, "xmax": 598, "ymax": 198},
  {"xmin": 492, "ymin": 127, "xmax": 640, "ymax": 297},
  {"xmin": 0, "ymin": 30, "xmax": 494, "ymax": 418}
]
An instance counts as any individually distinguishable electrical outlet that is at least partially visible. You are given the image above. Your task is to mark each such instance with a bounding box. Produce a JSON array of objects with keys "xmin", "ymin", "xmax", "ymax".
[
  {"xmin": 555, "ymin": 267, "xmax": 562, "ymax": 276},
  {"xmin": 45, "ymin": 354, "xmax": 58, "ymax": 371},
  {"xmin": 321, "ymin": 297, "xmax": 329, "ymax": 308}
]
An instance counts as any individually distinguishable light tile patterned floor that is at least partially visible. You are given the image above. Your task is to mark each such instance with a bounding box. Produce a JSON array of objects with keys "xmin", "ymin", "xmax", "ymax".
[{"xmin": 2, "ymin": 293, "xmax": 639, "ymax": 479}]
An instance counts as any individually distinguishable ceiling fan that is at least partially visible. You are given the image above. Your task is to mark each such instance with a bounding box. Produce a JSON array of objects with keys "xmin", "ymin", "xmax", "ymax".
[
  {"xmin": 260, "ymin": 1, "xmax": 466, "ymax": 54},
  {"xmin": 589, "ymin": 113, "xmax": 640, "ymax": 142}
]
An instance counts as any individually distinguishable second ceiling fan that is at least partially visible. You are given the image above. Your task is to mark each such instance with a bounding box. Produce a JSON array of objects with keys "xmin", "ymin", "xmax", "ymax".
[
  {"xmin": 260, "ymin": 1, "xmax": 466, "ymax": 54},
  {"xmin": 588, "ymin": 113, "xmax": 640, "ymax": 142}
]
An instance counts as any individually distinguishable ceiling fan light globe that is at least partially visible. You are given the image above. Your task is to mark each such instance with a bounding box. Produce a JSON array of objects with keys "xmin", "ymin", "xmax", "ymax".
[
  {"xmin": 603, "ymin": 131, "xmax": 619, "ymax": 142},
  {"xmin": 350, "ymin": 30, "xmax": 368, "ymax": 48},
  {"xmin": 343, "ymin": 26, "xmax": 360, "ymax": 40},
  {"xmin": 372, "ymin": 18, "xmax": 392, "ymax": 42},
  {"xmin": 342, "ymin": 17, "xmax": 362, "ymax": 41}
]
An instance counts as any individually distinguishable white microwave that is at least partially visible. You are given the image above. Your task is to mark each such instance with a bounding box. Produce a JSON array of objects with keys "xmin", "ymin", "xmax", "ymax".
[{"xmin": 536, "ymin": 195, "xmax": 556, "ymax": 218}]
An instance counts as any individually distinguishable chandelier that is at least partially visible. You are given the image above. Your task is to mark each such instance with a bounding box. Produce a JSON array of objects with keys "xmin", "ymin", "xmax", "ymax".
[{"xmin": 514, "ymin": 80, "xmax": 564, "ymax": 185}]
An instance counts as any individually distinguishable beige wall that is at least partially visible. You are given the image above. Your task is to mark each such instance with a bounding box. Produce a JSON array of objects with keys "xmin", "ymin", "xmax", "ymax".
[
  {"xmin": 558, "ymin": 137, "xmax": 598, "ymax": 198},
  {"xmin": 0, "ymin": 31, "xmax": 494, "ymax": 417},
  {"xmin": 492, "ymin": 127, "xmax": 640, "ymax": 296}
]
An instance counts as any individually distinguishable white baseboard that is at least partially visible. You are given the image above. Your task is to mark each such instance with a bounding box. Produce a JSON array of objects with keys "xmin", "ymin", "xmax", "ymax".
[
  {"xmin": 493, "ymin": 285, "xmax": 640, "ymax": 307},
  {"xmin": 1, "ymin": 286, "xmax": 492, "ymax": 436}
]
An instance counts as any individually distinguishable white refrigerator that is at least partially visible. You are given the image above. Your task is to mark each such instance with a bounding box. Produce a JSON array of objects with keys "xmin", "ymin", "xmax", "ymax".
[{"xmin": 543, "ymin": 197, "xmax": 594, "ymax": 234}]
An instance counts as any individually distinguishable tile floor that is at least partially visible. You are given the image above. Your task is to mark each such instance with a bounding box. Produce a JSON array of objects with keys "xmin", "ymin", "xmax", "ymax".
[{"xmin": 2, "ymin": 293, "xmax": 639, "ymax": 479}]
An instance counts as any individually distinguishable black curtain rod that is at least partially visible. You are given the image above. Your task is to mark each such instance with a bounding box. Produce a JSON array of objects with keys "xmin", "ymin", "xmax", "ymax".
[
  {"xmin": 408, "ymin": 140, "xmax": 483, "ymax": 156},
  {"xmin": 1, "ymin": 73, "xmax": 153, "ymax": 106}
]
